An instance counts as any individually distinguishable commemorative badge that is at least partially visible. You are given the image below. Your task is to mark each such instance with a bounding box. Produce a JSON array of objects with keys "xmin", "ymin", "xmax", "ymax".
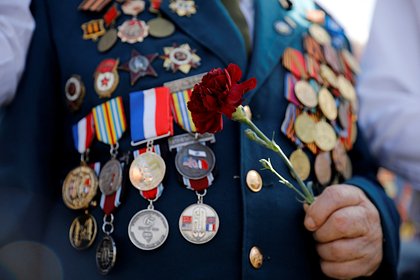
[
  {"xmin": 169, "ymin": 0, "xmax": 197, "ymax": 17},
  {"xmin": 69, "ymin": 213, "xmax": 98, "ymax": 250},
  {"xmin": 98, "ymin": 4, "xmax": 121, "ymax": 52},
  {"xmin": 81, "ymin": 19, "xmax": 106, "ymax": 41},
  {"xmin": 118, "ymin": 0, "xmax": 149, "ymax": 43},
  {"xmin": 94, "ymin": 58, "xmax": 119, "ymax": 98},
  {"xmin": 119, "ymin": 49, "xmax": 158, "ymax": 86},
  {"xmin": 161, "ymin": 43, "xmax": 201, "ymax": 74},
  {"xmin": 147, "ymin": 0, "xmax": 175, "ymax": 38},
  {"xmin": 65, "ymin": 75, "xmax": 85, "ymax": 112}
]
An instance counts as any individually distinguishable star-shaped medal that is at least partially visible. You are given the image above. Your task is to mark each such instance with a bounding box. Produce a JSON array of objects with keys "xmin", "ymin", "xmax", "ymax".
[
  {"xmin": 169, "ymin": 0, "xmax": 197, "ymax": 17},
  {"xmin": 161, "ymin": 43, "xmax": 201, "ymax": 74},
  {"xmin": 119, "ymin": 50, "xmax": 158, "ymax": 86}
]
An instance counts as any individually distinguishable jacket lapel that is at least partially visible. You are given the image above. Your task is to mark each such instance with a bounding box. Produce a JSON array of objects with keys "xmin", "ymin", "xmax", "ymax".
[
  {"xmin": 159, "ymin": 0, "xmax": 248, "ymax": 70},
  {"xmin": 244, "ymin": 0, "xmax": 315, "ymax": 103}
]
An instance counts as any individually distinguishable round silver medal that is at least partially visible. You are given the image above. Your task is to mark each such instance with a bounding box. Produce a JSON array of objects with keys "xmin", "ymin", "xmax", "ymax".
[
  {"xmin": 96, "ymin": 235, "xmax": 117, "ymax": 275},
  {"xmin": 128, "ymin": 209, "xmax": 169, "ymax": 250},
  {"xmin": 99, "ymin": 159, "xmax": 122, "ymax": 195},
  {"xmin": 175, "ymin": 143, "xmax": 215, "ymax": 179},
  {"xmin": 179, "ymin": 203, "xmax": 219, "ymax": 244},
  {"xmin": 129, "ymin": 152, "xmax": 166, "ymax": 191}
]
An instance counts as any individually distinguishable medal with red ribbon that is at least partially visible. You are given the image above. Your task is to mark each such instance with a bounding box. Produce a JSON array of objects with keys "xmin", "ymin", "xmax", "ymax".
[
  {"xmin": 63, "ymin": 113, "xmax": 99, "ymax": 250},
  {"xmin": 165, "ymin": 75, "xmax": 219, "ymax": 245}
]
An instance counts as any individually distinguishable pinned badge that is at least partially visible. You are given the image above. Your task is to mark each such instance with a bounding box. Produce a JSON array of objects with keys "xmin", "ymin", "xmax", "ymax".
[
  {"xmin": 81, "ymin": 19, "xmax": 106, "ymax": 41},
  {"xmin": 65, "ymin": 75, "xmax": 85, "ymax": 112},
  {"xmin": 119, "ymin": 49, "xmax": 158, "ymax": 86},
  {"xmin": 169, "ymin": 0, "xmax": 197, "ymax": 17},
  {"xmin": 94, "ymin": 58, "xmax": 120, "ymax": 98},
  {"xmin": 98, "ymin": 4, "xmax": 121, "ymax": 53},
  {"xmin": 161, "ymin": 43, "xmax": 201, "ymax": 74},
  {"xmin": 118, "ymin": 0, "xmax": 149, "ymax": 43}
]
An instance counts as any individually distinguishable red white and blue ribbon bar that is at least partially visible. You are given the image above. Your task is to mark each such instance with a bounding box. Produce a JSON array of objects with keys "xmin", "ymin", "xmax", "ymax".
[
  {"xmin": 130, "ymin": 87, "xmax": 173, "ymax": 146},
  {"xmin": 92, "ymin": 96, "xmax": 127, "ymax": 146},
  {"xmin": 72, "ymin": 113, "xmax": 95, "ymax": 154}
]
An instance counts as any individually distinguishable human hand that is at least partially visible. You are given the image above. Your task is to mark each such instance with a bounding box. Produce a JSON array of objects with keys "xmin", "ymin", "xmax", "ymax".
[{"xmin": 304, "ymin": 184, "xmax": 383, "ymax": 279}]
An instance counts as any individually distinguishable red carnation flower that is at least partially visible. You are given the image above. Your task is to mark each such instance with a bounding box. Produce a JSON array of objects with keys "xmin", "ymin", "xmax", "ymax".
[{"xmin": 187, "ymin": 63, "xmax": 257, "ymax": 133}]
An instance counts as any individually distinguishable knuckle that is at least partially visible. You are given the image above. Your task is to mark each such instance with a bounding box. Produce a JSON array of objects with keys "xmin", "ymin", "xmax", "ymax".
[
  {"xmin": 324, "ymin": 186, "xmax": 344, "ymax": 205},
  {"xmin": 331, "ymin": 211, "xmax": 349, "ymax": 235}
]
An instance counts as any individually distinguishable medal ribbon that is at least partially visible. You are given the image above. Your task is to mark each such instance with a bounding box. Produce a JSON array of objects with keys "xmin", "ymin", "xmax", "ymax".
[
  {"xmin": 170, "ymin": 89, "xmax": 196, "ymax": 133},
  {"xmin": 284, "ymin": 73, "xmax": 300, "ymax": 107},
  {"xmin": 130, "ymin": 87, "xmax": 173, "ymax": 145},
  {"xmin": 134, "ymin": 144, "xmax": 165, "ymax": 200},
  {"xmin": 92, "ymin": 96, "xmax": 127, "ymax": 146},
  {"xmin": 72, "ymin": 113, "xmax": 95, "ymax": 154}
]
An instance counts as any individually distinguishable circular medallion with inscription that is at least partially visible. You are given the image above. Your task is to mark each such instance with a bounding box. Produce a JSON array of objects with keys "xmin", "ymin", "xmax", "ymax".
[
  {"xmin": 99, "ymin": 159, "xmax": 122, "ymax": 195},
  {"xmin": 179, "ymin": 203, "xmax": 219, "ymax": 244},
  {"xmin": 314, "ymin": 121, "xmax": 337, "ymax": 152},
  {"xmin": 128, "ymin": 209, "xmax": 169, "ymax": 250},
  {"xmin": 175, "ymin": 143, "xmax": 215, "ymax": 180},
  {"xmin": 69, "ymin": 213, "xmax": 97, "ymax": 250},
  {"xmin": 294, "ymin": 112, "xmax": 316, "ymax": 144},
  {"xmin": 62, "ymin": 166, "xmax": 98, "ymax": 210},
  {"xmin": 294, "ymin": 80, "xmax": 318, "ymax": 108},
  {"xmin": 314, "ymin": 152, "xmax": 332, "ymax": 186},
  {"xmin": 96, "ymin": 235, "xmax": 117, "ymax": 275},
  {"xmin": 289, "ymin": 149, "xmax": 311, "ymax": 181},
  {"xmin": 129, "ymin": 152, "xmax": 166, "ymax": 191},
  {"xmin": 318, "ymin": 87, "xmax": 337, "ymax": 121}
]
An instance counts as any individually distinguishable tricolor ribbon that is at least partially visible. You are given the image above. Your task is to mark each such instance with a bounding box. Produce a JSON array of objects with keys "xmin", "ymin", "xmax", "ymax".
[
  {"xmin": 92, "ymin": 96, "xmax": 127, "ymax": 146},
  {"xmin": 170, "ymin": 89, "xmax": 196, "ymax": 133},
  {"xmin": 134, "ymin": 144, "xmax": 165, "ymax": 200},
  {"xmin": 130, "ymin": 87, "xmax": 173, "ymax": 146},
  {"xmin": 72, "ymin": 113, "xmax": 95, "ymax": 154}
]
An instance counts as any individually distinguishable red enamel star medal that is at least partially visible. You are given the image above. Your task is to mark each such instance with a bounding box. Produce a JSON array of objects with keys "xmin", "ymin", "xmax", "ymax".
[{"xmin": 119, "ymin": 49, "xmax": 158, "ymax": 86}]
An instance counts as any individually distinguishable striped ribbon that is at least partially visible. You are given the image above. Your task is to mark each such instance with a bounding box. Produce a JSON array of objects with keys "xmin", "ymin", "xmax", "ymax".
[
  {"xmin": 170, "ymin": 89, "xmax": 196, "ymax": 133},
  {"xmin": 284, "ymin": 73, "xmax": 300, "ymax": 107},
  {"xmin": 72, "ymin": 113, "xmax": 95, "ymax": 154},
  {"xmin": 130, "ymin": 87, "xmax": 173, "ymax": 145},
  {"xmin": 92, "ymin": 96, "xmax": 127, "ymax": 146},
  {"xmin": 134, "ymin": 144, "xmax": 165, "ymax": 200}
]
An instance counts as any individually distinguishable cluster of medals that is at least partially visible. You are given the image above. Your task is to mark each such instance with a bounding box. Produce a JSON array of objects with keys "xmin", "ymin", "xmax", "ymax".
[
  {"xmin": 62, "ymin": 69, "xmax": 221, "ymax": 274},
  {"xmin": 280, "ymin": 11, "xmax": 360, "ymax": 188}
]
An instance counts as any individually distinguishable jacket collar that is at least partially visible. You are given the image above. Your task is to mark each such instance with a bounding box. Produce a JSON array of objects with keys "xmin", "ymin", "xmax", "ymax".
[{"xmin": 160, "ymin": 0, "xmax": 248, "ymax": 70}]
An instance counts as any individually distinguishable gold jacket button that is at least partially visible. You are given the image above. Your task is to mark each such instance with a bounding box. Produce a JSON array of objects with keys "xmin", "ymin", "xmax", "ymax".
[
  {"xmin": 243, "ymin": 105, "xmax": 252, "ymax": 120},
  {"xmin": 246, "ymin": 170, "xmax": 263, "ymax": 192},
  {"xmin": 249, "ymin": 246, "xmax": 263, "ymax": 269}
]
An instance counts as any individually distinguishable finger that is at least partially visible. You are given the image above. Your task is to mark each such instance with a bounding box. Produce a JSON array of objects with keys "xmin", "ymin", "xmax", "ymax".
[
  {"xmin": 316, "ymin": 237, "xmax": 368, "ymax": 262},
  {"xmin": 304, "ymin": 185, "xmax": 364, "ymax": 231},
  {"xmin": 313, "ymin": 205, "xmax": 368, "ymax": 243},
  {"xmin": 320, "ymin": 253, "xmax": 382, "ymax": 279}
]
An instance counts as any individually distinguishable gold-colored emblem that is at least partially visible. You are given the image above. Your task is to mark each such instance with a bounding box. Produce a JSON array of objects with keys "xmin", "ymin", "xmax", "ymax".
[
  {"xmin": 337, "ymin": 75, "xmax": 356, "ymax": 101},
  {"xmin": 318, "ymin": 87, "xmax": 337, "ymax": 121},
  {"xmin": 308, "ymin": 24, "xmax": 331, "ymax": 45},
  {"xmin": 314, "ymin": 121, "xmax": 337, "ymax": 152},
  {"xmin": 129, "ymin": 152, "xmax": 166, "ymax": 191},
  {"xmin": 62, "ymin": 166, "xmax": 98, "ymax": 210},
  {"xmin": 289, "ymin": 149, "xmax": 311, "ymax": 181},
  {"xmin": 294, "ymin": 80, "xmax": 318, "ymax": 108},
  {"xmin": 246, "ymin": 170, "xmax": 263, "ymax": 192},
  {"xmin": 69, "ymin": 213, "xmax": 97, "ymax": 250},
  {"xmin": 294, "ymin": 112, "xmax": 316, "ymax": 144},
  {"xmin": 320, "ymin": 64, "xmax": 337, "ymax": 88},
  {"xmin": 169, "ymin": 0, "xmax": 197, "ymax": 17},
  {"xmin": 81, "ymin": 19, "xmax": 106, "ymax": 41},
  {"xmin": 249, "ymin": 246, "xmax": 263, "ymax": 269}
]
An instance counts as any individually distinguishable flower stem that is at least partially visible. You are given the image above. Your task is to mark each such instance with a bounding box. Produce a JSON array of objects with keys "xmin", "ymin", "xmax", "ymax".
[{"xmin": 243, "ymin": 117, "xmax": 314, "ymax": 204}]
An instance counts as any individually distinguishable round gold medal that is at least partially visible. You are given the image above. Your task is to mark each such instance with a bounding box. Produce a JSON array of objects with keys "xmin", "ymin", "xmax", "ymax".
[
  {"xmin": 69, "ymin": 213, "xmax": 97, "ymax": 250},
  {"xmin": 309, "ymin": 24, "xmax": 331, "ymax": 45},
  {"xmin": 294, "ymin": 112, "xmax": 316, "ymax": 144},
  {"xmin": 341, "ymin": 49, "xmax": 361, "ymax": 74},
  {"xmin": 289, "ymin": 149, "xmax": 311, "ymax": 181},
  {"xmin": 294, "ymin": 80, "xmax": 318, "ymax": 108},
  {"xmin": 318, "ymin": 87, "xmax": 337, "ymax": 121},
  {"xmin": 314, "ymin": 121, "xmax": 337, "ymax": 151},
  {"xmin": 148, "ymin": 17, "xmax": 175, "ymax": 38},
  {"xmin": 62, "ymin": 166, "xmax": 98, "ymax": 210},
  {"xmin": 337, "ymin": 75, "xmax": 356, "ymax": 101},
  {"xmin": 320, "ymin": 64, "xmax": 337, "ymax": 88},
  {"xmin": 129, "ymin": 152, "xmax": 166, "ymax": 191},
  {"xmin": 314, "ymin": 152, "xmax": 332, "ymax": 186}
]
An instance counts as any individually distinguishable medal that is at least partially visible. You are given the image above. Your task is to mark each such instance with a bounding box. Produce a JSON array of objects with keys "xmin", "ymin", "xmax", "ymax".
[
  {"xmin": 161, "ymin": 43, "xmax": 201, "ymax": 74},
  {"xmin": 118, "ymin": 0, "xmax": 149, "ymax": 43},
  {"xmin": 314, "ymin": 152, "xmax": 332, "ymax": 186},
  {"xmin": 320, "ymin": 64, "xmax": 337, "ymax": 88},
  {"xmin": 294, "ymin": 80, "xmax": 318, "ymax": 108},
  {"xmin": 314, "ymin": 120, "xmax": 337, "ymax": 152},
  {"xmin": 128, "ymin": 145, "xmax": 169, "ymax": 250},
  {"xmin": 282, "ymin": 48, "xmax": 308, "ymax": 80},
  {"xmin": 147, "ymin": 0, "xmax": 175, "ymax": 38},
  {"xmin": 69, "ymin": 213, "xmax": 98, "ymax": 250},
  {"xmin": 289, "ymin": 148, "xmax": 311, "ymax": 181},
  {"xmin": 308, "ymin": 24, "xmax": 331, "ymax": 46},
  {"xmin": 99, "ymin": 158, "xmax": 122, "ymax": 195},
  {"xmin": 129, "ymin": 151, "xmax": 166, "ymax": 191},
  {"xmin": 324, "ymin": 44, "xmax": 341, "ymax": 73},
  {"xmin": 341, "ymin": 49, "xmax": 361, "ymax": 74},
  {"xmin": 318, "ymin": 87, "xmax": 337, "ymax": 121},
  {"xmin": 65, "ymin": 75, "xmax": 85, "ymax": 112},
  {"xmin": 179, "ymin": 191, "xmax": 219, "ymax": 244},
  {"xmin": 337, "ymin": 75, "xmax": 356, "ymax": 101},
  {"xmin": 62, "ymin": 165, "xmax": 98, "ymax": 210},
  {"xmin": 96, "ymin": 235, "xmax": 117, "ymax": 274},
  {"xmin": 175, "ymin": 142, "xmax": 215, "ymax": 180},
  {"xmin": 304, "ymin": 35, "xmax": 324, "ymax": 63},
  {"xmin": 274, "ymin": 20, "xmax": 292, "ymax": 35},
  {"xmin": 306, "ymin": 9, "xmax": 326, "ymax": 24},
  {"xmin": 81, "ymin": 19, "xmax": 106, "ymax": 41},
  {"xmin": 94, "ymin": 58, "xmax": 120, "ymax": 98},
  {"xmin": 294, "ymin": 112, "xmax": 316, "ymax": 144},
  {"xmin": 98, "ymin": 4, "xmax": 121, "ymax": 52},
  {"xmin": 169, "ymin": 0, "xmax": 197, "ymax": 17},
  {"xmin": 119, "ymin": 49, "xmax": 158, "ymax": 86}
]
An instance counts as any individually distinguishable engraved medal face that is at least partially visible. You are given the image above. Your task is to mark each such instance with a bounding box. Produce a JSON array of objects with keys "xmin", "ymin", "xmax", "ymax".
[
  {"xmin": 148, "ymin": 17, "xmax": 175, "ymax": 38},
  {"xmin": 62, "ymin": 166, "xmax": 98, "ymax": 210},
  {"xmin": 128, "ymin": 209, "xmax": 169, "ymax": 250},
  {"xmin": 314, "ymin": 121, "xmax": 337, "ymax": 152},
  {"xmin": 315, "ymin": 152, "xmax": 332, "ymax": 186},
  {"xmin": 318, "ymin": 87, "xmax": 337, "ymax": 121},
  {"xmin": 96, "ymin": 235, "xmax": 117, "ymax": 275},
  {"xmin": 337, "ymin": 75, "xmax": 356, "ymax": 101},
  {"xmin": 289, "ymin": 149, "xmax": 311, "ymax": 181},
  {"xmin": 117, "ymin": 19, "xmax": 149, "ymax": 44},
  {"xmin": 97, "ymin": 28, "xmax": 118, "ymax": 53},
  {"xmin": 69, "ymin": 213, "xmax": 97, "ymax": 250},
  {"xmin": 294, "ymin": 80, "xmax": 318, "ymax": 108},
  {"xmin": 294, "ymin": 112, "xmax": 316, "ymax": 144},
  {"xmin": 129, "ymin": 152, "xmax": 166, "ymax": 191},
  {"xmin": 179, "ymin": 203, "xmax": 219, "ymax": 244},
  {"xmin": 99, "ymin": 159, "xmax": 122, "ymax": 195},
  {"xmin": 175, "ymin": 143, "xmax": 215, "ymax": 179},
  {"xmin": 309, "ymin": 24, "xmax": 331, "ymax": 45}
]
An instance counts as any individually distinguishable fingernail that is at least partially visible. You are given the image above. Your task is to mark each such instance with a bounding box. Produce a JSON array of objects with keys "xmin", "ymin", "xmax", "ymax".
[{"xmin": 305, "ymin": 217, "xmax": 316, "ymax": 230}]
